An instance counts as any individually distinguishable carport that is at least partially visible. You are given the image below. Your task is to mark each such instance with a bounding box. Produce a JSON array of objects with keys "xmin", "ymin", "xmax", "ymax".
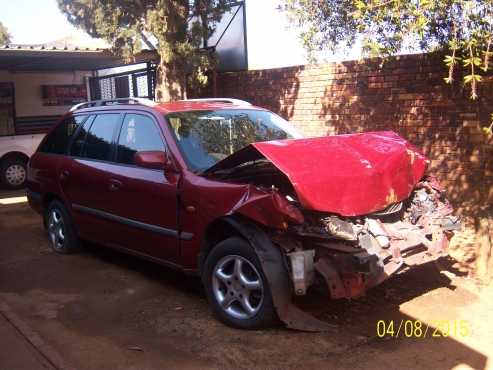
[
  {"xmin": 0, "ymin": 45, "xmax": 121, "ymax": 72},
  {"xmin": 0, "ymin": 43, "xmax": 156, "ymax": 135}
]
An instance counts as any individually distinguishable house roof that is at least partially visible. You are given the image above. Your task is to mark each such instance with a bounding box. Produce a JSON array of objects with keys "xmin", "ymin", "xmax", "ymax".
[
  {"xmin": 0, "ymin": 47, "xmax": 120, "ymax": 71},
  {"xmin": 1, "ymin": 44, "xmax": 105, "ymax": 52},
  {"xmin": 0, "ymin": 36, "xmax": 157, "ymax": 72},
  {"xmin": 2, "ymin": 34, "xmax": 109, "ymax": 52}
]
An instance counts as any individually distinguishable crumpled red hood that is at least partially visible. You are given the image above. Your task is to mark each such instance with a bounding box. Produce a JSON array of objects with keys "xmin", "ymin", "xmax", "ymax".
[{"xmin": 206, "ymin": 131, "xmax": 428, "ymax": 216}]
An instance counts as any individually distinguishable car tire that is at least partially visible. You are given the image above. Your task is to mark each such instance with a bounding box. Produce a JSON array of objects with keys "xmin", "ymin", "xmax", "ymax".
[
  {"xmin": 202, "ymin": 236, "xmax": 276, "ymax": 329},
  {"xmin": 45, "ymin": 200, "xmax": 80, "ymax": 254},
  {"xmin": 0, "ymin": 156, "xmax": 27, "ymax": 190}
]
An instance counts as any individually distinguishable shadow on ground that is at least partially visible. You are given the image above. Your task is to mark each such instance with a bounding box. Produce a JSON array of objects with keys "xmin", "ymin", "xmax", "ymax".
[{"xmin": 0, "ymin": 194, "xmax": 489, "ymax": 370}]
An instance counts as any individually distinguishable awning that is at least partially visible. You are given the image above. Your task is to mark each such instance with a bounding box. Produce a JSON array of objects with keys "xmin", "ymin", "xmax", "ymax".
[{"xmin": 0, "ymin": 46, "xmax": 158, "ymax": 72}]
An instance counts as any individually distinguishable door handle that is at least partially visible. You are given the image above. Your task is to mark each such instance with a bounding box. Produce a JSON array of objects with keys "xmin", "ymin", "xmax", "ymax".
[
  {"xmin": 60, "ymin": 170, "xmax": 70, "ymax": 180},
  {"xmin": 108, "ymin": 179, "xmax": 123, "ymax": 191}
]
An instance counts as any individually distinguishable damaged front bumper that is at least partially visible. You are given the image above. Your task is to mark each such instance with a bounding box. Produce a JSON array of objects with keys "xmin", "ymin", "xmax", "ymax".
[
  {"xmin": 314, "ymin": 228, "xmax": 452, "ymax": 300},
  {"xmin": 283, "ymin": 176, "xmax": 461, "ymax": 301}
]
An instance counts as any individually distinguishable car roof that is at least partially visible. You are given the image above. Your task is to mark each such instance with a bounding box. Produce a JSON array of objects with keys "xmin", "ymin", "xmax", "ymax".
[
  {"xmin": 154, "ymin": 101, "xmax": 266, "ymax": 114},
  {"xmin": 71, "ymin": 99, "xmax": 267, "ymax": 115}
]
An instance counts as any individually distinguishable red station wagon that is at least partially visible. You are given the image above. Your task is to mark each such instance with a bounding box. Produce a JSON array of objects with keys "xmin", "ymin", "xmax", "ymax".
[{"xmin": 27, "ymin": 98, "xmax": 460, "ymax": 330}]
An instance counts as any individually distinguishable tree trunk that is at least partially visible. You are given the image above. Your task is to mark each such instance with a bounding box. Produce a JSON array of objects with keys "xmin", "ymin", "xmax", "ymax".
[
  {"xmin": 155, "ymin": 60, "xmax": 187, "ymax": 102},
  {"xmin": 476, "ymin": 212, "xmax": 493, "ymax": 281}
]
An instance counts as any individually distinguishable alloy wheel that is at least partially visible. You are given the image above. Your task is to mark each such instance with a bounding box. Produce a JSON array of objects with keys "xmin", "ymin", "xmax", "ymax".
[
  {"xmin": 48, "ymin": 209, "xmax": 65, "ymax": 251},
  {"xmin": 212, "ymin": 255, "xmax": 264, "ymax": 320}
]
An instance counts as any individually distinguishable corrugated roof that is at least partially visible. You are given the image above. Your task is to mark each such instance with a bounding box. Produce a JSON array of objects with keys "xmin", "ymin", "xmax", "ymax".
[
  {"xmin": 1, "ymin": 35, "xmax": 110, "ymax": 52},
  {"xmin": 0, "ymin": 47, "xmax": 119, "ymax": 72},
  {"xmin": 0, "ymin": 35, "xmax": 157, "ymax": 71},
  {"xmin": 1, "ymin": 44, "xmax": 105, "ymax": 52}
]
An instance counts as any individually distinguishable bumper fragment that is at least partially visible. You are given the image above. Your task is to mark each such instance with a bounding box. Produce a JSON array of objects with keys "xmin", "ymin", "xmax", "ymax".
[
  {"xmin": 315, "ymin": 221, "xmax": 454, "ymax": 300},
  {"xmin": 307, "ymin": 176, "xmax": 461, "ymax": 300}
]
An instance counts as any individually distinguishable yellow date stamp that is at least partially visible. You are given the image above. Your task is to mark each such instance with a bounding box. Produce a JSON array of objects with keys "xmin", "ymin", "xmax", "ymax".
[{"xmin": 376, "ymin": 319, "xmax": 471, "ymax": 338}]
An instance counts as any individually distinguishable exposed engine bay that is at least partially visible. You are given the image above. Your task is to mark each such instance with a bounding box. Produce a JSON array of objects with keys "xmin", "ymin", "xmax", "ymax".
[{"xmin": 278, "ymin": 176, "xmax": 461, "ymax": 300}]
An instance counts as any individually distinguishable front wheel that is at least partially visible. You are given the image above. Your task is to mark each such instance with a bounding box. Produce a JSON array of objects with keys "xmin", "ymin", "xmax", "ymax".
[{"xmin": 202, "ymin": 237, "xmax": 276, "ymax": 329}]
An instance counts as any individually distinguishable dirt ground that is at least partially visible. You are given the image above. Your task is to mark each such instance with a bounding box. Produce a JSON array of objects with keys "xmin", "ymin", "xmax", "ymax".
[{"xmin": 0, "ymin": 191, "xmax": 492, "ymax": 370}]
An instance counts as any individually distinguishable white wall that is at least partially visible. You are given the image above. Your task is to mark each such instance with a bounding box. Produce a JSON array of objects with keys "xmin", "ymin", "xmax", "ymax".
[
  {"xmin": 0, "ymin": 70, "xmax": 91, "ymax": 117},
  {"xmin": 244, "ymin": 0, "xmax": 362, "ymax": 69},
  {"xmin": 245, "ymin": 0, "xmax": 307, "ymax": 69}
]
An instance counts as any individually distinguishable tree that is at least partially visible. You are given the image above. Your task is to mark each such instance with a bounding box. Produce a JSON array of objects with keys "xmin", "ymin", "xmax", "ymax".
[
  {"xmin": 0, "ymin": 21, "xmax": 11, "ymax": 46},
  {"xmin": 281, "ymin": 1, "xmax": 492, "ymax": 102},
  {"xmin": 57, "ymin": 0, "xmax": 230, "ymax": 101},
  {"xmin": 281, "ymin": 0, "xmax": 493, "ymax": 279}
]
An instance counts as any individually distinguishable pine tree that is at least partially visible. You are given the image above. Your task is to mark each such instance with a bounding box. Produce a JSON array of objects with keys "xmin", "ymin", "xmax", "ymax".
[{"xmin": 58, "ymin": 0, "xmax": 230, "ymax": 101}]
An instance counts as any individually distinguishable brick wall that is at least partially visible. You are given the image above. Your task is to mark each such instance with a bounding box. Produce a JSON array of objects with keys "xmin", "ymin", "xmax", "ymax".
[{"xmin": 194, "ymin": 53, "xmax": 492, "ymax": 217}]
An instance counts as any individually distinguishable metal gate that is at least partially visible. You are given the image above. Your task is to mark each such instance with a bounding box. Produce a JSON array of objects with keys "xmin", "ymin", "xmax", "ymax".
[{"xmin": 88, "ymin": 62, "xmax": 156, "ymax": 101}]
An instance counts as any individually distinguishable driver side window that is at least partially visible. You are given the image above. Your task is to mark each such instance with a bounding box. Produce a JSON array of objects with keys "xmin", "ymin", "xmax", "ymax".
[{"xmin": 116, "ymin": 114, "xmax": 165, "ymax": 165}]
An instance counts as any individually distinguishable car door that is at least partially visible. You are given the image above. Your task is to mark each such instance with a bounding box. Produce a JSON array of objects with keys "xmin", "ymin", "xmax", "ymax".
[
  {"xmin": 60, "ymin": 112, "xmax": 124, "ymax": 246},
  {"xmin": 98, "ymin": 112, "xmax": 180, "ymax": 264},
  {"xmin": 31, "ymin": 114, "xmax": 87, "ymax": 205}
]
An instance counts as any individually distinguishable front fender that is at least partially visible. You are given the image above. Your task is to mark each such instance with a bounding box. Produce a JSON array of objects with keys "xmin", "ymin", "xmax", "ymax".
[{"xmin": 215, "ymin": 216, "xmax": 332, "ymax": 332}]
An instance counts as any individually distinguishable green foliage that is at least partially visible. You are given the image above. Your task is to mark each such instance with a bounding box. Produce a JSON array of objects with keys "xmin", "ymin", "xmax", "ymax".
[
  {"xmin": 0, "ymin": 22, "xmax": 11, "ymax": 46},
  {"xmin": 57, "ymin": 0, "xmax": 230, "ymax": 99},
  {"xmin": 281, "ymin": 0, "xmax": 493, "ymax": 134}
]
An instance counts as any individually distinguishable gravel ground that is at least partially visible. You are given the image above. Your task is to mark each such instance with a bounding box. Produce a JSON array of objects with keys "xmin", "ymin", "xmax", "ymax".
[{"xmin": 0, "ymin": 193, "xmax": 491, "ymax": 370}]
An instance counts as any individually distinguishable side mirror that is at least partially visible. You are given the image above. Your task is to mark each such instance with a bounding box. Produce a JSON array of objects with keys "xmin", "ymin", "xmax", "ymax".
[{"xmin": 134, "ymin": 151, "xmax": 177, "ymax": 172}]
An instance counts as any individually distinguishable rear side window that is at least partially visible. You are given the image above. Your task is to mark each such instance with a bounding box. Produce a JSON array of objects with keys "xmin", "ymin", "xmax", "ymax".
[
  {"xmin": 39, "ymin": 115, "xmax": 86, "ymax": 154},
  {"xmin": 69, "ymin": 115, "xmax": 95, "ymax": 156},
  {"xmin": 81, "ymin": 114, "xmax": 120, "ymax": 161},
  {"xmin": 116, "ymin": 114, "xmax": 165, "ymax": 165}
]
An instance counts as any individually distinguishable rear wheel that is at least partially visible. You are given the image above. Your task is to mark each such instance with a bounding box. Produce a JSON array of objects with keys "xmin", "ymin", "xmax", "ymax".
[
  {"xmin": 202, "ymin": 237, "xmax": 276, "ymax": 329},
  {"xmin": 1, "ymin": 156, "xmax": 27, "ymax": 189},
  {"xmin": 45, "ymin": 200, "xmax": 79, "ymax": 254}
]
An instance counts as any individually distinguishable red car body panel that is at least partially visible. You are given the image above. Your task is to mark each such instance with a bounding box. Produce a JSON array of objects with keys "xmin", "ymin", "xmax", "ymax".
[
  {"xmin": 177, "ymin": 173, "xmax": 302, "ymax": 270},
  {"xmin": 206, "ymin": 131, "xmax": 428, "ymax": 216},
  {"xmin": 67, "ymin": 158, "xmax": 181, "ymax": 262}
]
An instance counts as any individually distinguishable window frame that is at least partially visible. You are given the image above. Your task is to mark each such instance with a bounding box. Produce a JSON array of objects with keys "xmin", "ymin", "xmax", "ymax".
[
  {"xmin": 113, "ymin": 111, "xmax": 168, "ymax": 170},
  {"xmin": 67, "ymin": 114, "xmax": 95, "ymax": 157},
  {"xmin": 38, "ymin": 114, "xmax": 89, "ymax": 156},
  {"xmin": 67, "ymin": 112, "xmax": 124, "ymax": 164}
]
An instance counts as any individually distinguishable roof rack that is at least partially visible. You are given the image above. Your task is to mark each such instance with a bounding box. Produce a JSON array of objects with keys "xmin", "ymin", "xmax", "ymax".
[
  {"xmin": 180, "ymin": 98, "xmax": 252, "ymax": 106},
  {"xmin": 70, "ymin": 97, "xmax": 157, "ymax": 112}
]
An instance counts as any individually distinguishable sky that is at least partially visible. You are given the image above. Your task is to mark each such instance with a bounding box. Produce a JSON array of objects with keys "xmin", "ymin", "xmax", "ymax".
[
  {"xmin": 1, "ymin": 0, "xmax": 90, "ymax": 44},
  {"xmin": 246, "ymin": 0, "xmax": 308, "ymax": 68},
  {"xmin": 0, "ymin": 0, "xmax": 361, "ymax": 69}
]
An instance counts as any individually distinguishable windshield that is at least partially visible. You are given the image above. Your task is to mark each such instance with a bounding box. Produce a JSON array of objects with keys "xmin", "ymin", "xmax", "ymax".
[{"xmin": 166, "ymin": 109, "xmax": 303, "ymax": 171}]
